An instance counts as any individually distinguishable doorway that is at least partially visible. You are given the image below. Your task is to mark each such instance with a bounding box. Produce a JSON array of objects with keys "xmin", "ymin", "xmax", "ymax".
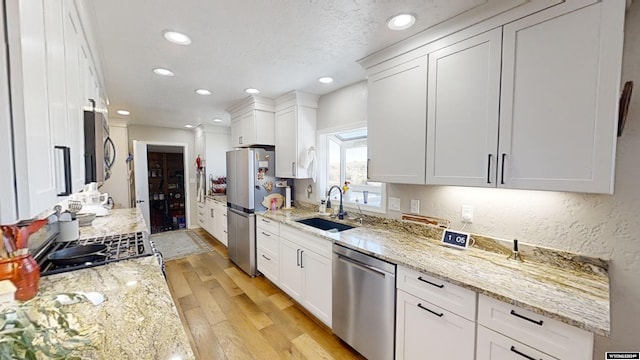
[{"xmin": 147, "ymin": 145, "xmax": 186, "ymax": 233}]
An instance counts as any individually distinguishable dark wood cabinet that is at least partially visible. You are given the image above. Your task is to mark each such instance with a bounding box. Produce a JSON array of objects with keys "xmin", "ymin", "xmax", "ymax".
[{"xmin": 148, "ymin": 152, "xmax": 185, "ymax": 233}]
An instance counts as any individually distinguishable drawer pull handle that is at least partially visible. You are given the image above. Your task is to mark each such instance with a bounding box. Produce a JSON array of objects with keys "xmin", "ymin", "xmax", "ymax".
[
  {"xmin": 261, "ymin": 219, "xmax": 270, "ymax": 223},
  {"xmin": 261, "ymin": 254, "xmax": 271, "ymax": 261},
  {"xmin": 510, "ymin": 346, "xmax": 538, "ymax": 360},
  {"xmin": 417, "ymin": 303, "xmax": 443, "ymax": 317},
  {"xmin": 510, "ymin": 310, "xmax": 544, "ymax": 326},
  {"xmin": 261, "ymin": 232, "xmax": 271, "ymax": 237},
  {"xmin": 418, "ymin": 276, "xmax": 444, "ymax": 288}
]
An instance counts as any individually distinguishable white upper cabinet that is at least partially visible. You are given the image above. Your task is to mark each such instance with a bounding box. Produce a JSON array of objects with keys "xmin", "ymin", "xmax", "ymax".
[
  {"xmin": 275, "ymin": 91, "xmax": 318, "ymax": 178},
  {"xmin": 6, "ymin": 0, "xmax": 58, "ymax": 218},
  {"xmin": 498, "ymin": 0, "xmax": 624, "ymax": 194},
  {"xmin": 426, "ymin": 28, "xmax": 502, "ymax": 187},
  {"xmin": 367, "ymin": 52, "xmax": 428, "ymax": 184},
  {"xmin": 228, "ymin": 96, "xmax": 275, "ymax": 147}
]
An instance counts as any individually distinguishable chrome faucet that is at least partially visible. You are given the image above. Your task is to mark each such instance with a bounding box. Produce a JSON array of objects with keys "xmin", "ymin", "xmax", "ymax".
[
  {"xmin": 354, "ymin": 202, "xmax": 364, "ymax": 225},
  {"xmin": 326, "ymin": 185, "xmax": 347, "ymax": 220}
]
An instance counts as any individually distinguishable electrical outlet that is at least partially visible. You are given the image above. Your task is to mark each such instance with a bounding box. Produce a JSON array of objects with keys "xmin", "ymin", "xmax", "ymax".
[
  {"xmin": 461, "ymin": 205, "xmax": 474, "ymax": 223},
  {"xmin": 410, "ymin": 200, "xmax": 420, "ymax": 214},
  {"xmin": 389, "ymin": 197, "xmax": 401, "ymax": 211}
]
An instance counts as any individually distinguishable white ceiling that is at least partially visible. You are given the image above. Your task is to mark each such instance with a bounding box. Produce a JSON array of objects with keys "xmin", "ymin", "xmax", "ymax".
[{"xmin": 88, "ymin": 0, "xmax": 486, "ymax": 129}]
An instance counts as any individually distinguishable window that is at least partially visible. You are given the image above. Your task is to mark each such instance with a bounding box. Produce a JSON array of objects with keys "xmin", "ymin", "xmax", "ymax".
[{"xmin": 321, "ymin": 127, "xmax": 385, "ymax": 211}]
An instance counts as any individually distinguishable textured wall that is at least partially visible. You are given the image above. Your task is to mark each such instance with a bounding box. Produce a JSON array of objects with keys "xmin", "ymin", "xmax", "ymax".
[{"xmin": 296, "ymin": 4, "xmax": 640, "ymax": 355}]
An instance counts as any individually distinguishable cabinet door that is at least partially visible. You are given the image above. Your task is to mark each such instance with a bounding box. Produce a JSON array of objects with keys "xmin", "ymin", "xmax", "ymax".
[
  {"xmin": 275, "ymin": 106, "xmax": 297, "ymax": 177},
  {"xmin": 396, "ymin": 290, "xmax": 475, "ymax": 360},
  {"xmin": 214, "ymin": 205, "xmax": 228, "ymax": 246},
  {"xmin": 254, "ymin": 109, "xmax": 275, "ymax": 145},
  {"xmin": 279, "ymin": 238, "xmax": 303, "ymax": 301},
  {"xmin": 426, "ymin": 29, "xmax": 502, "ymax": 187},
  {"xmin": 367, "ymin": 53, "xmax": 428, "ymax": 184},
  {"xmin": 231, "ymin": 117, "xmax": 242, "ymax": 147},
  {"xmin": 241, "ymin": 110, "xmax": 256, "ymax": 146},
  {"xmin": 476, "ymin": 326, "xmax": 557, "ymax": 360},
  {"xmin": 300, "ymin": 248, "xmax": 332, "ymax": 327},
  {"xmin": 498, "ymin": 1, "xmax": 624, "ymax": 193}
]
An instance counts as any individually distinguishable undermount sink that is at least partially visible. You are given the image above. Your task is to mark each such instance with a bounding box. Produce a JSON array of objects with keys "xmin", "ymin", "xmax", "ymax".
[{"xmin": 296, "ymin": 217, "xmax": 355, "ymax": 232}]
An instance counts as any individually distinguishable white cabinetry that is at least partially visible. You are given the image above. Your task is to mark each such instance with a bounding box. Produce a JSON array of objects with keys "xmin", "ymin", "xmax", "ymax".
[
  {"xmin": 228, "ymin": 96, "xmax": 275, "ymax": 148},
  {"xmin": 497, "ymin": 0, "xmax": 624, "ymax": 193},
  {"xmin": 256, "ymin": 216, "xmax": 280, "ymax": 283},
  {"xmin": 426, "ymin": 28, "xmax": 502, "ymax": 187},
  {"xmin": 477, "ymin": 294, "xmax": 593, "ymax": 360},
  {"xmin": 199, "ymin": 198, "xmax": 228, "ymax": 247},
  {"xmin": 367, "ymin": 52, "xmax": 427, "ymax": 184},
  {"xmin": 274, "ymin": 91, "xmax": 318, "ymax": 178},
  {"xmin": 278, "ymin": 225, "xmax": 332, "ymax": 327},
  {"xmin": 396, "ymin": 266, "xmax": 477, "ymax": 360},
  {"xmin": 213, "ymin": 201, "xmax": 227, "ymax": 246}
]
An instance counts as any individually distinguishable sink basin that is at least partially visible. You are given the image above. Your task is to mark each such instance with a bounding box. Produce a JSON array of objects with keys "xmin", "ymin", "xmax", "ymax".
[{"xmin": 296, "ymin": 217, "xmax": 355, "ymax": 232}]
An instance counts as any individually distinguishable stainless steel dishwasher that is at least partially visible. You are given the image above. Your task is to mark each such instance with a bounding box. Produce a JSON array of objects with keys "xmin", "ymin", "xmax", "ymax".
[{"xmin": 333, "ymin": 243, "xmax": 396, "ymax": 360}]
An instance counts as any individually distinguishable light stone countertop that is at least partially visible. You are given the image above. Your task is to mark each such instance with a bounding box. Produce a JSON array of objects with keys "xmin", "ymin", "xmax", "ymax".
[
  {"xmin": 205, "ymin": 194, "xmax": 227, "ymax": 204},
  {"xmin": 33, "ymin": 207, "xmax": 195, "ymax": 359},
  {"xmin": 258, "ymin": 207, "xmax": 611, "ymax": 336},
  {"xmin": 38, "ymin": 256, "xmax": 194, "ymax": 359},
  {"xmin": 79, "ymin": 208, "xmax": 148, "ymax": 239}
]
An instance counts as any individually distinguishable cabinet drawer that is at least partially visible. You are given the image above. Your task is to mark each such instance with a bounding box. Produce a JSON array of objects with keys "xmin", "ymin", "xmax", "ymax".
[
  {"xmin": 257, "ymin": 248, "xmax": 279, "ymax": 283},
  {"xmin": 477, "ymin": 294, "xmax": 593, "ymax": 360},
  {"xmin": 397, "ymin": 266, "xmax": 476, "ymax": 321},
  {"xmin": 477, "ymin": 325, "xmax": 558, "ymax": 360},
  {"xmin": 257, "ymin": 230, "xmax": 279, "ymax": 257},
  {"xmin": 257, "ymin": 216, "xmax": 279, "ymax": 235}
]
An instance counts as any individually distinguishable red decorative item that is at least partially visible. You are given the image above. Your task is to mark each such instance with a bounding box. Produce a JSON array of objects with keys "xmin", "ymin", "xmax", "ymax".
[
  {"xmin": 195, "ymin": 155, "xmax": 202, "ymax": 170},
  {"xmin": 0, "ymin": 254, "xmax": 39, "ymax": 300}
]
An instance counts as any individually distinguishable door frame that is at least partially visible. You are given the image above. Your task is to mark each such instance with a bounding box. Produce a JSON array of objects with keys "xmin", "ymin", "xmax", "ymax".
[{"xmin": 133, "ymin": 140, "xmax": 191, "ymax": 232}]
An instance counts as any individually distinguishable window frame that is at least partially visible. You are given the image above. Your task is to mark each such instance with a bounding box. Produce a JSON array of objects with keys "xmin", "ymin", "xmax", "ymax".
[{"xmin": 317, "ymin": 123, "xmax": 386, "ymax": 214}]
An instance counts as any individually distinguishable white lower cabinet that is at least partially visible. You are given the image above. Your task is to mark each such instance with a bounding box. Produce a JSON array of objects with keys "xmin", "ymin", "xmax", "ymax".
[
  {"xmin": 396, "ymin": 290, "xmax": 475, "ymax": 360},
  {"xmin": 278, "ymin": 226, "xmax": 332, "ymax": 327},
  {"xmin": 477, "ymin": 294, "xmax": 593, "ymax": 360},
  {"xmin": 396, "ymin": 266, "xmax": 477, "ymax": 360},
  {"xmin": 477, "ymin": 325, "xmax": 557, "ymax": 360},
  {"xmin": 213, "ymin": 202, "xmax": 227, "ymax": 246},
  {"xmin": 256, "ymin": 215, "xmax": 280, "ymax": 284}
]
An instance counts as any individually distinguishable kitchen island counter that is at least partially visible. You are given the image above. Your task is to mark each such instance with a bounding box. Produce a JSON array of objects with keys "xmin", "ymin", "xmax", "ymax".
[
  {"xmin": 37, "ymin": 255, "xmax": 194, "ymax": 359},
  {"xmin": 258, "ymin": 206, "xmax": 610, "ymax": 337},
  {"xmin": 78, "ymin": 208, "xmax": 147, "ymax": 239}
]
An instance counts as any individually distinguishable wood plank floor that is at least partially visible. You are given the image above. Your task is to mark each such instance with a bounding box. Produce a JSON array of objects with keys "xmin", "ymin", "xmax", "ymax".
[{"xmin": 165, "ymin": 229, "xmax": 366, "ymax": 360}]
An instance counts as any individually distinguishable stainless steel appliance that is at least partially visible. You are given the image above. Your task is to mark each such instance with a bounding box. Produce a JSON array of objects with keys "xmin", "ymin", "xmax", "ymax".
[
  {"xmin": 35, "ymin": 231, "xmax": 154, "ymax": 276},
  {"xmin": 226, "ymin": 148, "xmax": 286, "ymax": 276},
  {"xmin": 84, "ymin": 100, "xmax": 115, "ymax": 184},
  {"xmin": 333, "ymin": 243, "xmax": 396, "ymax": 360}
]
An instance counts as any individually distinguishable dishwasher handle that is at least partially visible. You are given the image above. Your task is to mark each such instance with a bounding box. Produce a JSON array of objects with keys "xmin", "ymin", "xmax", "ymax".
[{"xmin": 336, "ymin": 254, "xmax": 391, "ymax": 277}]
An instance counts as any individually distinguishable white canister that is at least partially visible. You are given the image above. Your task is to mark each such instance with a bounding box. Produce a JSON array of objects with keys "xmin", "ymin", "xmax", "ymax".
[{"xmin": 58, "ymin": 220, "xmax": 79, "ymax": 242}]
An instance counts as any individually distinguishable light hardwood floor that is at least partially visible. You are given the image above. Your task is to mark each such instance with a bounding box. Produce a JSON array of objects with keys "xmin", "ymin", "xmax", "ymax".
[{"xmin": 165, "ymin": 229, "xmax": 366, "ymax": 360}]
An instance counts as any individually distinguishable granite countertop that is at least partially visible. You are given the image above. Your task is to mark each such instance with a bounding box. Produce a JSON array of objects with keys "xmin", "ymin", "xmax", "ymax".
[
  {"xmin": 79, "ymin": 208, "xmax": 148, "ymax": 239},
  {"xmin": 30, "ymin": 207, "xmax": 195, "ymax": 359},
  {"xmin": 258, "ymin": 207, "xmax": 610, "ymax": 336},
  {"xmin": 205, "ymin": 194, "xmax": 227, "ymax": 204},
  {"xmin": 38, "ymin": 256, "xmax": 194, "ymax": 359}
]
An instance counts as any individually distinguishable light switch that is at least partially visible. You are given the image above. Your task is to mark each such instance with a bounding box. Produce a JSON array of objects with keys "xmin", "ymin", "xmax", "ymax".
[{"xmin": 389, "ymin": 197, "xmax": 401, "ymax": 211}]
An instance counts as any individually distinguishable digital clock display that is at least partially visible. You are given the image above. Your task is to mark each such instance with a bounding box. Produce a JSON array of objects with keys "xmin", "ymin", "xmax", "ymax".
[{"xmin": 441, "ymin": 229, "xmax": 470, "ymax": 249}]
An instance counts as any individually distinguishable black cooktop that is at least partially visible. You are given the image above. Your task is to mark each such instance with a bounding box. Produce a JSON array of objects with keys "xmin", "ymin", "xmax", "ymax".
[{"xmin": 35, "ymin": 232, "xmax": 153, "ymax": 276}]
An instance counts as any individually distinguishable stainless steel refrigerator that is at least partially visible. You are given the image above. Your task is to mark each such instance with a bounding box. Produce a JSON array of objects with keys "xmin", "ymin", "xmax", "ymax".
[{"xmin": 226, "ymin": 148, "xmax": 286, "ymax": 276}]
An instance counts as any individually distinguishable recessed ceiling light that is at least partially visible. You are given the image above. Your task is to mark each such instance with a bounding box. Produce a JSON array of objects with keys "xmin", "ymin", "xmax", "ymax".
[
  {"xmin": 195, "ymin": 89, "xmax": 212, "ymax": 96},
  {"xmin": 153, "ymin": 68, "xmax": 175, "ymax": 76},
  {"xmin": 318, "ymin": 76, "xmax": 334, "ymax": 84},
  {"xmin": 163, "ymin": 30, "xmax": 191, "ymax": 45},
  {"xmin": 387, "ymin": 13, "xmax": 416, "ymax": 30},
  {"xmin": 213, "ymin": 118, "xmax": 222, "ymax": 123},
  {"xmin": 116, "ymin": 109, "xmax": 130, "ymax": 116},
  {"xmin": 184, "ymin": 124, "xmax": 194, "ymax": 128},
  {"xmin": 244, "ymin": 88, "xmax": 260, "ymax": 95}
]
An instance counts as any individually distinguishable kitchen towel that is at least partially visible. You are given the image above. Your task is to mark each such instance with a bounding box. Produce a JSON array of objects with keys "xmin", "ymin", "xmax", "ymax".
[{"xmin": 300, "ymin": 146, "xmax": 317, "ymax": 183}]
